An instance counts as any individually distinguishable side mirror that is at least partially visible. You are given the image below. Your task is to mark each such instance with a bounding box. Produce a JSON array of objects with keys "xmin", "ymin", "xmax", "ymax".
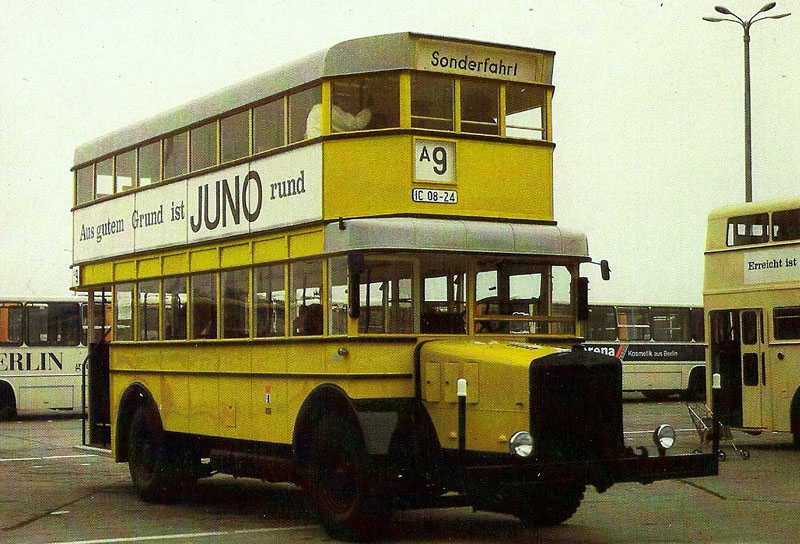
[
  {"xmin": 347, "ymin": 252, "xmax": 365, "ymax": 318},
  {"xmin": 600, "ymin": 259, "xmax": 611, "ymax": 281},
  {"xmin": 577, "ymin": 277, "xmax": 590, "ymax": 321}
]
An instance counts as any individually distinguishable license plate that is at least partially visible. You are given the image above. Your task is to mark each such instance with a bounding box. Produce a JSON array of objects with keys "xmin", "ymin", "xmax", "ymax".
[{"xmin": 411, "ymin": 188, "xmax": 458, "ymax": 204}]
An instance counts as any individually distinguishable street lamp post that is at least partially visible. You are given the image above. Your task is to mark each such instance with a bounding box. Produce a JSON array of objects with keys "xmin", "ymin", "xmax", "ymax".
[{"xmin": 703, "ymin": 3, "xmax": 790, "ymax": 203}]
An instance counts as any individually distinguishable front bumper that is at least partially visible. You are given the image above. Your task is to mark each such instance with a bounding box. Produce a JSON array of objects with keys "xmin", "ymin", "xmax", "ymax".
[{"xmin": 458, "ymin": 449, "xmax": 718, "ymax": 493}]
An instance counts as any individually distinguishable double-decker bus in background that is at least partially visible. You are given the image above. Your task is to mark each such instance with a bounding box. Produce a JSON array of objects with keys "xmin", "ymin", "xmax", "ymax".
[
  {"xmin": 71, "ymin": 33, "xmax": 716, "ymax": 541},
  {"xmin": 704, "ymin": 197, "xmax": 800, "ymax": 444},
  {"xmin": 583, "ymin": 304, "xmax": 706, "ymax": 401},
  {"xmin": 0, "ymin": 297, "xmax": 94, "ymax": 419}
]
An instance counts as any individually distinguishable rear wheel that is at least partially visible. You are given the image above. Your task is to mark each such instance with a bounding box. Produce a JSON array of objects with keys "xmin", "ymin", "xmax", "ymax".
[
  {"xmin": 305, "ymin": 416, "xmax": 389, "ymax": 542},
  {"xmin": 128, "ymin": 407, "xmax": 196, "ymax": 503},
  {"xmin": 513, "ymin": 483, "xmax": 585, "ymax": 527}
]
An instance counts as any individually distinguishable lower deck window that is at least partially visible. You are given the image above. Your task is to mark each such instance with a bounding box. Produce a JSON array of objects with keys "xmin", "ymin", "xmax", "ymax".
[
  {"xmin": 775, "ymin": 306, "xmax": 800, "ymax": 340},
  {"xmin": 191, "ymin": 274, "xmax": 217, "ymax": 339}
]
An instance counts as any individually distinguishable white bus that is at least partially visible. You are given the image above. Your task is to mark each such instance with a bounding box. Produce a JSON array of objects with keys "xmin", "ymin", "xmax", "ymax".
[
  {"xmin": 0, "ymin": 297, "xmax": 92, "ymax": 419},
  {"xmin": 583, "ymin": 304, "xmax": 706, "ymax": 400}
]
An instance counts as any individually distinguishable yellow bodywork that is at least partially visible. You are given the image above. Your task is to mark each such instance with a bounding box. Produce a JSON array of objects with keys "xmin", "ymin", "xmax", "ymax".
[{"xmin": 419, "ymin": 339, "xmax": 562, "ymax": 453}]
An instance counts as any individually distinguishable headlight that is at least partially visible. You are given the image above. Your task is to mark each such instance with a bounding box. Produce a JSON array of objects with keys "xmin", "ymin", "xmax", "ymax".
[
  {"xmin": 509, "ymin": 431, "xmax": 534, "ymax": 457},
  {"xmin": 653, "ymin": 424, "xmax": 676, "ymax": 451}
]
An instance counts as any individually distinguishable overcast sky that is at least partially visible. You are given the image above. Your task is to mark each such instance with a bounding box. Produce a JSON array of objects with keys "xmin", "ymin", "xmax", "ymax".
[{"xmin": 1, "ymin": 0, "xmax": 797, "ymax": 304}]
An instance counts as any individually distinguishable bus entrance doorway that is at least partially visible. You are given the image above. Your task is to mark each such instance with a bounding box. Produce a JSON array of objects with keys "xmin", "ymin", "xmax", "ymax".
[{"xmin": 710, "ymin": 309, "xmax": 766, "ymax": 430}]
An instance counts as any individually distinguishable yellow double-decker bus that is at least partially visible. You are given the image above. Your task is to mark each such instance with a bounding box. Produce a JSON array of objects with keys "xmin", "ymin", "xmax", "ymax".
[
  {"xmin": 704, "ymin": 197, "xmax": 800, "ymax": 443},
  {"xmin": 72, "ymin": 33, "xmax": 715, "ymax": 540}
]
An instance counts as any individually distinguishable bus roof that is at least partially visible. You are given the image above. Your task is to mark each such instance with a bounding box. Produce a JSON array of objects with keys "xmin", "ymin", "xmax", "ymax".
[
  {"xmin": 324, "ymin": 217, "xmax": 588, "ymax": 259},
  {"xmin": 73, "ymin": 32, "xmax": 555, "ymax": 168},
  {"xmin": 707, "ymin": 195, "xmax": 800, "ymax": 220}
]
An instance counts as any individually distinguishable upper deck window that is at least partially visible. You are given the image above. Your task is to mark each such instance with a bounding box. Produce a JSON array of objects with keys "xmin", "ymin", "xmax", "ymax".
[
  {"xmin": 727, "ymin": 213, "xmax": 769, "ymax": 246},
  {"xmin": 76, "ymin": 165, "xmax": 94, "ymax": 205},
  {"xmin": 116, "ymin": 150, "xmax": 136, "ymax": 193},
  {"xmin": 191, "ymin": 121, "xmax": 218, "ymax": 172},
  {"xmin": 772, "ymin": 208, "xmax": 800, "ymax": 242},
  {"xmin": 254, "ymin": 98, "xmax": 285, "ymax": 154},
  {"xmin": 290, "ymin": 86, "xmax": 321, "ymax": 143},
  {"xmin": 220, "ymin": 110, "xmax": 249, "ymax": 163},
  {"xmin": 330, "ymin": 75, "xmax": 400, "ymax": 135},
  {"xmin": 163, "ymin": 131, "xmax": 188, "ymax": 180},
  {"xmin": 0, "ymin": 303, "xmax": 23, "ymax": 346},
  {"xmin": 138, "ymin": 141, "xmax": 160, "ymax": 186},
  {"xmin": 96, "ymin": 157, "xmax": 114, "ymax": 199},
  {"xmin": 411, "ymin": 74, "xmax": 453, "ymax": 131},
  {"xmin": 505, "ymin": 84, "xmax": 546, "ymax": 140},
  {"xmin": 460, "ymin": 80, "xmax": 499, "ymax": 135}
]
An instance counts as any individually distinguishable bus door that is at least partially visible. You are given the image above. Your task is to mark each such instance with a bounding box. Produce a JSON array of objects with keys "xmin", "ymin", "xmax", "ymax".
[
  {"xmin": 709, "ymin": 310, "xmax": 742, "ymax": 427},
  {"xmin": 739, "ymin": 309, "xmax": 766, "ymax": 429}
]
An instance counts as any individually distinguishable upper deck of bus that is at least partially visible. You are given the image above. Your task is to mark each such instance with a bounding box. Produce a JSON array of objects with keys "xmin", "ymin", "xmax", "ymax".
[
  {"xmin": 704, "ymin": 195, "xmax": 800, "ymax": 295},
  {"xmin": 70, "ymin": 33, "xmax": 559, "ymax": 277}
]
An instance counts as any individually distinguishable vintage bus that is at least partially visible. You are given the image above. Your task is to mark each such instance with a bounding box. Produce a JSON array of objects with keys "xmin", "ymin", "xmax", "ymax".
[
  {"xmin": 704, "ymin": 197, "xmax": 800, "ymax": 443},
  {"xmin": 0, "ymin": 297, "xmax": 91, "ymax": 419},
  {"xmin": 72, "ymin": 33, "xmax": 715, "ymax": 541},
  {"xmin": 583, "ymin": 304, "xmax": 706, "ymax": 400}
]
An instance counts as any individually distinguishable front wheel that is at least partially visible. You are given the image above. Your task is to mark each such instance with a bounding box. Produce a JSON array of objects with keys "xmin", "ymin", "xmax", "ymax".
[
  {"xmin": 0, "ymin": 390, "xmax": 16, "ymax": 421},
  {"xmin": 305, "ymin": 416, "xmax": 389, "ymax": 542},
  {"xmin": 513, "ymin": 483, "xmax": 585, "ymax": 527}
]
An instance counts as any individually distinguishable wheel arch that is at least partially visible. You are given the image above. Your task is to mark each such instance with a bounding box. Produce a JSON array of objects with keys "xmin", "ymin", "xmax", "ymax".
[
  {"xmin": 292, "ymin": 384, "xmax": 363, "ymax": 468},
  {"xmin": 115, "ymin": 383, "xmax": 160, "ymax": 462}
]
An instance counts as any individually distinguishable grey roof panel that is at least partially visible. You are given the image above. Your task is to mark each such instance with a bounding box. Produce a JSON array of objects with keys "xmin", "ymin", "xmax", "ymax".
[{"xmin": 324, "ymin": 217, "xmax": 589, "ymax": 258}]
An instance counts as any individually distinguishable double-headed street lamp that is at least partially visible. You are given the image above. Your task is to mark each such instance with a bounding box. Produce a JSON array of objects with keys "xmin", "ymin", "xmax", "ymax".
[{"xmin": 703, "ymin": 3, "xmax": 791, "ymax": 203}]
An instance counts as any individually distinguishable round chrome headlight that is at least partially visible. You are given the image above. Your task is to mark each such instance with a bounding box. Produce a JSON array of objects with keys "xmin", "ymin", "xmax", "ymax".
[
  {"xmin": 509, "ymin": 431, "xmax": 534, "ymax": 457},
  {"xmin": 653, "ymin": 424, "xmax": 676, "ymax": 450}
]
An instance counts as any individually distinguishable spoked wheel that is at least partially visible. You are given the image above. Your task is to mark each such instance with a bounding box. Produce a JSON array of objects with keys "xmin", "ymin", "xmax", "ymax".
[
  {"xmin": 306, "ymin": 417, "xmax": 389, "ymax": 542},
  {"xmin": 128, "ymin": 407, "xmax": 196, "ymax": 503},
  {"xmin": 513, "ymin": 483, "xmax": 585, "ymax": 527}
]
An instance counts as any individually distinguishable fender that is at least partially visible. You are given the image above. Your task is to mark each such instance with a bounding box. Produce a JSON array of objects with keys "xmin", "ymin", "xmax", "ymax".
[{"xmin": 115, "ymin": 382, "xmax": 160, "ymax": 462}]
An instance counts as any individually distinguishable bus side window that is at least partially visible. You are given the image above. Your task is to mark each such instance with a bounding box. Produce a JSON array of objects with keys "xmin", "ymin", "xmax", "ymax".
[
  {"xmin": 0, "ymin": 303, "xmax": 23, "ymax": 346},
  {"xmin": 290, "ymin": 260, "xmax": 323, "ymax": 336},
  {"xmin": 772, "ymin": 208, "xmax": 800, "ymax": 242},
  {"xmin": 726, "ymin": 213, "xmax": 769, "ymax": 246}
]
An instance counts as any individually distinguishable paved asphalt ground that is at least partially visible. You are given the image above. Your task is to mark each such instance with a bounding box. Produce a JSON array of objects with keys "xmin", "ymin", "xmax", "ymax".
[{"xmin": 1, "ymin": 398, "xmax": 797, "ymax": 544}]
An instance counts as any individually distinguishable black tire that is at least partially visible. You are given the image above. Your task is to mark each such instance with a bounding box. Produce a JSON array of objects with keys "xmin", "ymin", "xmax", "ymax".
[
  {"xmin": 514, "ymin": 483, "xmax": 585, "ymax": 527},
  {"xmin": 128, "ymin": 407, "xmax": 195, "ymax": 503},
  {"xmin": 682, "ymin": 370, "xmax": 706, "ymax": 402},
  {"xmin": 0, "ymin": 387, "xmax": 16, "ymax": 421},
  {"xmin": 642, "ymin": 391, "xmax": 671, "ymax": 401},
  {"xmin": 305, "ymin": 416, "xmax": 389, "ymax": 542}
]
